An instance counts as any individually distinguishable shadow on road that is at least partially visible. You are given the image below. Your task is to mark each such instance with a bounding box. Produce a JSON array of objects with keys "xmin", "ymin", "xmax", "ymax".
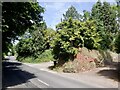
[
  {"xmin": 97, "ymin": 69, "xmax": 119, "ymax": 82},
  {"xmin": 97, "ymin": 62, "xmax": 119, "ymax": 82},
  {"xmin": 2, "ymin": 61, "xmax": 36, "ymax": 88}
]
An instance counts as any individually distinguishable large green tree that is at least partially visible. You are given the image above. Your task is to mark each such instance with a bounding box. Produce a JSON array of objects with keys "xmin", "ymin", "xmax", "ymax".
[
  {"xmin": 53, "ymin": 18, "xmax": 101, "ymax": 61},
  {"xmin": 2, "ymin": 2, "xmax": 44, "ymax": 55},
  {"xmin": 62, "ymin": 6, "xmax": 82, "ymax": 21},
  {"xmin": 114, "ymin": 0, "xmax": 120, "ymax": 53},
  {"xmin": 117, "ymin": 0, "xmax": 120, "ymax": 31},
  {"xmin": 115, "ymin": 32, "xmax": 120, "ymax": 53},
  {"xmin": 102, "ymin": 1, "xmax": 118, "ymax": 51},
  {"xmin": 91, "ymin": 0, "xmax": 108, "ymax": 50},
  {"xmin": 102, "ymin": 1, "xmax": 118, "ymax": 33},
  {"xmin": 42, "ymin": 28, "xmax": 56, "ymax": 49},
  {"xmin": 91, "ymin": 0, "xmax": 103, "ymax": 20},
  {"xmin": 91, "ymin": 0, "xmax": 118, "ymax": 50},
  {"xmin": 82, "ymin": 10, "xmax": 91, "ymax": 21},
  {"xmin": 16, "ymin": 21, "xmax": 47, "ymax": 59}
]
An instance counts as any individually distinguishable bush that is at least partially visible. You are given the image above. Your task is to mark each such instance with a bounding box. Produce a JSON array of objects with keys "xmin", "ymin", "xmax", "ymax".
[
  {"xmin": 17, "ymin": 49, "xmax": 54, "ymax": 63},
  {"xmin": 53, "ymin": 18, "xmax": 102, "ymax": 63},
  {"xmin": 35, "ymin": 49, "xmax": 54, "ymax": 63},
  {"xmin": 15, "ymin": 38, "xmax": 34, "ymax": 58},
  {"xmin": 17, "ymin": 56, "xmax": 34, "ymax": 63}
]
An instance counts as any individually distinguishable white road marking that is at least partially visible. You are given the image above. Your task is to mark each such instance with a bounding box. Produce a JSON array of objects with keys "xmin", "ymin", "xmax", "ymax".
[
  {"xmin": 40, "ymin": 68, "xmax": 45, "ymax": 71},
  {"xmin": 37, "ymin": 79, "xmax": 49, "ymax": 86},
  {"xmin": 40, "ymin": 68, "xmax": 56, "ymax": 74}
]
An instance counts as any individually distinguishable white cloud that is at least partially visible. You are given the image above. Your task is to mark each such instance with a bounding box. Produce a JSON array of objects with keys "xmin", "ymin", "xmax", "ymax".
[
  {"xmin": 44, "ymin": 2, "xmax": 69, "ymax": 30},
  {"xmin": 46, "ymin": 2, "xmax": 66, "ymax": 10},
  {"xmin": 43, "ymin": 2, "xmax": 85, "ymax": 30},
  {"xmin": 37, "ymin": 0, "xmax": 115, "ymax": 2},
  {"xmin": 40, "ymin": 1, "xmax": 115, "ymax": 30}
]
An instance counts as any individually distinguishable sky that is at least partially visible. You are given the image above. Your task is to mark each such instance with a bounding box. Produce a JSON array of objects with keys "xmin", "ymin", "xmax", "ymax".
[
  {"xmin": 13, "ymin": 0, "xmax": 116, "ymax": 45},
  {"xmin": 38, "ymin": 0, "xmax": 116, "ymax": 30}
]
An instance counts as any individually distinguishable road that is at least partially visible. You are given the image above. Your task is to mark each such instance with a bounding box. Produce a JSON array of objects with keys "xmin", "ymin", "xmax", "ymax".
[{"xmin": 2, "ymin": 56, "xmax": 116, "ymax": 89}]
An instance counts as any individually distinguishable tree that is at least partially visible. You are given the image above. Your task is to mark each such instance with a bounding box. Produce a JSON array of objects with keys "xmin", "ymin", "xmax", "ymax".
[
  {"xmin": 82, "ymin": 10, "xmax": 91, "ymax": 21},
  {"xmin": 116, "ymin": 0, "xmax": 120, "ymax": 31},
  {"xmin": 102, "ymin": 1, "xmax": 118, "ymax": 51},
  {"xmin": 42, "ymin": 28, "xmax": 56, "ymax": 49},
  {"xmin": 2, "ymin": 2, "xmax": 44, "ymax": 55},
  {"xmin": 91, "ymin": 0, "xmax": 103, "ymax": 20},
  {"xmin": 91, "ymin": 0, "xmax": 118, "ymax": 50},
  {"xmin": 115, "ymin": 32, "xmax": 120, "ymax": 53},
  {"xmin": 91, "ymin": 0, "xmax": 108, "ymax": 50},
  {"xmin": 31, "ymin": 25, "xmax": 46, "ymax": 57},
  {"xmin": 15, "ymin": 38, "xmax": 33, "ymax": 58},
  {"xmin": 15, "ymin": 22, "xmax": 46, "ymax": 59},
  {"xmin": 53, "ymin": 18, "xmax": 101, "ymax": 62},
  {"xmin": 62, "ymin": 6, "xmax": 82, "ymax": 21},
  {"xmin": 113, "ymin": 0, "xmax": 120, "ymax": 53},
  {"xmin": 102, "ymin": 1, "xmax": 118, "ymax": 33}
]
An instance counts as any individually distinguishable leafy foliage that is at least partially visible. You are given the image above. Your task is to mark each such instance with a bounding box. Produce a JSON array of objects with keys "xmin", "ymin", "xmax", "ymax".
[
  {"xmin": 102, "ymin": 2, "xmax": 118, "ymax": 33},
  {"xmin": 13, "ymin": 0, "xmax": 120, "ymax": 66},
  {"xmin": 15, "ymin": 23, "xmax": 46, "ymax": 58},
  {"xmin": 91, "ymin": 0, "xmax": 103, "ymax": 20},
  {"xmin": 36, "ymin": 49, "xmax": 54, "ymax": 62},
  {"xmin": 53, "ymin": 18, "xmax": 101, "ymax": 61},
  {"xmin": 42, "ymin": 28, "xmax": 56, "ymax": 49},
  {"xmin": 117, "ymin": 0, "xmax": 120, "ymax": 31},
  {"xmin": 15, "ymin": 22, "xmax": 56, "ymax": 62},
  {"xmin": 17, "ymin": 49, "xmax": 54, "ymax": 63},
  {"xmin": 115, "ymin": 32, "xmax": 120, "ymax": 53},
  {"xmin": 2, "ymin": 2, "xmax": 44, "ymax": 55},
  {"xmin": 62, "ymin": 6, "xmax": 82, "ymax": 21},
  {"xmin": 91, "ymin": 0, "xmax": 118, "ymax": 51},
  {"xmin": 15, "ymin": 38, "xmax": 33, "ymax": 58},
  {"xmin": 82, "ymin": 10, "xmax": 91, "ymax": 21}
]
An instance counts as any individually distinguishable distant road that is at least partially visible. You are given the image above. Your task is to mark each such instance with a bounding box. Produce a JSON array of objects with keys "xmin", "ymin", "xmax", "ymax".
[{"xmin": 2, "ymin": 56, "xmax": 114, "ymax": 88}]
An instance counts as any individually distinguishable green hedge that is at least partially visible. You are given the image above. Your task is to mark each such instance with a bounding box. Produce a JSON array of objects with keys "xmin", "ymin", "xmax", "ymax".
[{"xmin": 17, "ymin": 49, "xmax": 54, "ymax": 63}]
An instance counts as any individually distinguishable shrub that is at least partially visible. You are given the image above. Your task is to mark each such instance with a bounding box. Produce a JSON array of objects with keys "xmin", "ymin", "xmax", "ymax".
[
  {"xmin": 36, "ymin": 49, "xmax": 54, "ymax": 63},
  {"xmin": 53, "ymin": 18, "xmax": 102, "ymax": 63},
  {"xmin": 17, "ymin": 49, "xmax": 54, "ymax": 63}
]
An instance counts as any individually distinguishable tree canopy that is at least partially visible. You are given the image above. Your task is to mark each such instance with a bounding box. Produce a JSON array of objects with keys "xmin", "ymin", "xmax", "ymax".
[
  {"xmin": 12, "ymin": 0, "xmax": 120, "ymax": 64},
  {"xmin": 2, "ymin": 2, "xmax": 44, "ymax": 55},
  {"xmin": 62, "ymin": 6, "xmax": 81, "ymax": 21},
  {"xmin": 53, "ymin": 18, "xmax": 101, "ymax": 61},
  {"xmin": 91, "ymin": 0, "xmax": 118, "ymax": 50}
]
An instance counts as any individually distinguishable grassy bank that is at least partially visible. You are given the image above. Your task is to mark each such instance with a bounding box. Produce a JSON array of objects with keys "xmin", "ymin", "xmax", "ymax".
[{"xmin": 17, "ymin": 49, "xmax": 54, "ymax": 63}]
